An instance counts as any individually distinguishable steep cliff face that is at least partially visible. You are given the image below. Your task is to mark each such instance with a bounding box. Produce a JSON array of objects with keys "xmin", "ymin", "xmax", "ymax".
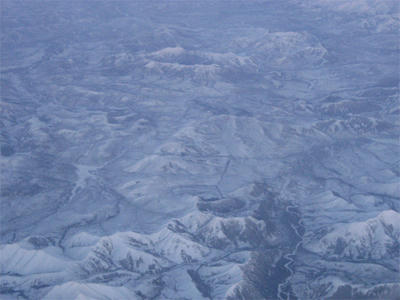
[{"xmin": 1, "ymin": 0, "xmax": 399, "ymax": 299}]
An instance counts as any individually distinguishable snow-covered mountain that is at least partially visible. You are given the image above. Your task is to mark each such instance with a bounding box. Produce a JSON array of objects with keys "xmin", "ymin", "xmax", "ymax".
[{"xmin": 1, "ymin": 0, "xmax": 399, "ymax": 299}]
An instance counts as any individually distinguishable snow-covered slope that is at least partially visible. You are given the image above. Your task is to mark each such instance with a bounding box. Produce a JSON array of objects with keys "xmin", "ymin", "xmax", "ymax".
[{"xmin": 306, "ymin": 210, "xmax": 400, "ymax": 263}]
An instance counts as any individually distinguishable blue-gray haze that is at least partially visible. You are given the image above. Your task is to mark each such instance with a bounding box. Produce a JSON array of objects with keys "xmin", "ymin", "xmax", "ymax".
[{"xmin": 1, "ymin": 0, "xmax": 399, "ymax": 299}]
